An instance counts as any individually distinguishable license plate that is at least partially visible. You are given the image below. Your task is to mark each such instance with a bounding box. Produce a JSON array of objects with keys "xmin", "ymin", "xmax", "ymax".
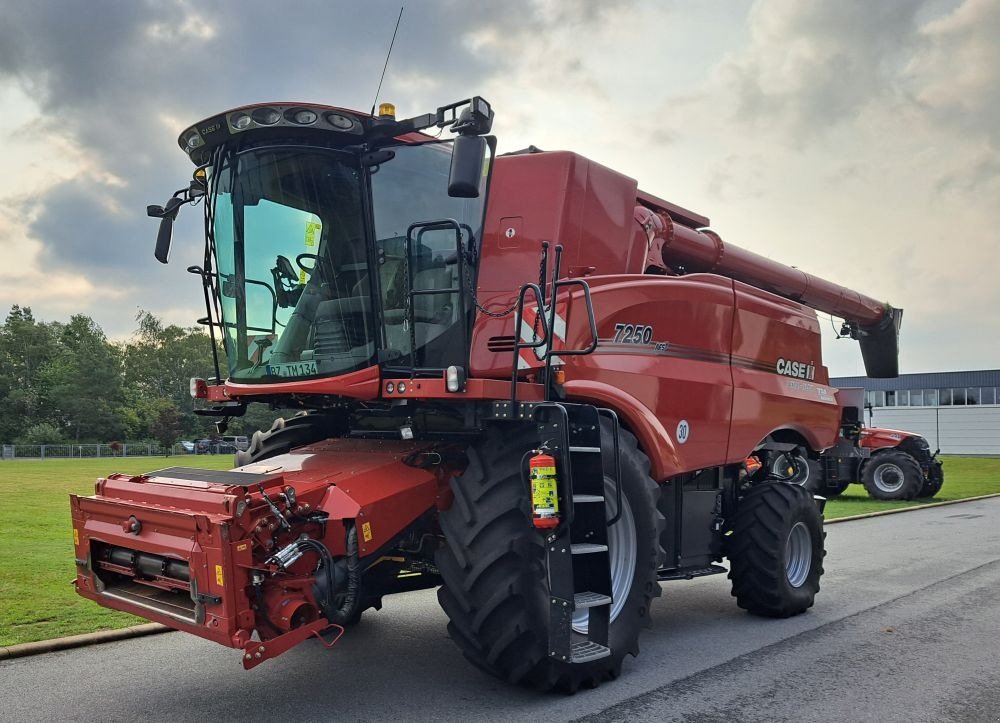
[{"xmin": 265, "ymin": 361, "xmax": 318, "ymax": 378}]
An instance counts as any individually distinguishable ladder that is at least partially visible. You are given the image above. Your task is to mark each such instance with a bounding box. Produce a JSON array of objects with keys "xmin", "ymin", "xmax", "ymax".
[{"xmin": 533, "ymin": 402, "xmax": 623, "ymax": 664}]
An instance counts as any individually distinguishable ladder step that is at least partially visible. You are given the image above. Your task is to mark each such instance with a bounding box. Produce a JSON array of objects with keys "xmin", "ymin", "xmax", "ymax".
[
  {"xmin": 568, "ymin": 446, "xmax": 601, "ymax": 454},
  {"xmin": 572, "ymin": 494, "xmax": 604, "ymax": 503},
  {"xmin": 571, "ymin": 543, "xmax": 608, "ymax": 555},
  {"xmin": 574, "ymin": 591, "xmax": 612, "ymax": 609},
  {"xmin": 658, "ymin": 564, "xmax": 728, "ymax": 581},
  {"xmin": 570, "ymin": 640, "xmax": 611, "ymax": 663}
]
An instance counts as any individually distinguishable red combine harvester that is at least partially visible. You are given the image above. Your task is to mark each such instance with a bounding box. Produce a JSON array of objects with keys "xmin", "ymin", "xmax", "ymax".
[{"xmin": 71, "ymin": 97, "xmax": 906, "ymax": 691}]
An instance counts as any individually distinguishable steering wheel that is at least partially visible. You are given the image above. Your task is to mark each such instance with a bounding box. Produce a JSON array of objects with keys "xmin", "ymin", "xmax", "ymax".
[{"xmin": 296, "ymin": 253, "xmax": 332, "ymax": 280}]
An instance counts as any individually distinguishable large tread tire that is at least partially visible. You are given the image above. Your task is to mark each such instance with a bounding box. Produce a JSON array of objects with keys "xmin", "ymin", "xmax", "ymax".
[
  {"xmin": 727, "ymin": 482, "xmax": 825, "ymax": 618},
  {"xmin": 861, "ymin": 451, "xmax": 923, "ymax": 501},
  {"xmin": 435, "ymin": 423, "xmax": 663, "ymax": 692},
  {"xmin": 918, "ymin": 462, "xmax": 944, "ymax": 498},
  {"xmin": 234, "ymin": 412, "xmax": 330, "ymax": 466}
]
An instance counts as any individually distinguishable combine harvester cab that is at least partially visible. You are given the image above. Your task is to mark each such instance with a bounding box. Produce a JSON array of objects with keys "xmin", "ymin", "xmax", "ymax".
[{"xmin": 70, "ymin": 95, "xmax": 907, "ymax": 692}]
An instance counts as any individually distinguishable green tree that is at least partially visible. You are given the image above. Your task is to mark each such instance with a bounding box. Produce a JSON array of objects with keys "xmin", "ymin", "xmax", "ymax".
[
  {"xmin": 122, "ymin": 311, "xmax": 221, "ymax": 438},
  {"xmin": 38, "ymin": 315, "xmax": 124, "ymax": 442},
  {"xmin": 0, "ymin": 306, "xmax": 59, "ymax": 442},
  {"xmin": 151, "ymin": 402, "xmax": 183, "ymax": 454}
]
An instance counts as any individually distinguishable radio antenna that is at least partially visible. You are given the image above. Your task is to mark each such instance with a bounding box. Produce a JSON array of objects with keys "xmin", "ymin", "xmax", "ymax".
[{"xmin": 370, "ymin": 6, "xmax": 404, "ymax": 117}]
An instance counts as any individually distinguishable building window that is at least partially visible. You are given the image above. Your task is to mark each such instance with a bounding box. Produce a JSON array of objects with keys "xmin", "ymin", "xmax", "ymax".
[
  {"xmin": 897, "ymin": 390, "xmax": 909, "ymax": 406},
  {"xmin": 939, "ymin": 388, "xmax": 952, "ymax": 406},
  {"xmin": 952, "ymin": 388, "xmax": 967, "ymax": 405},
  {"xmin": 886, "ymin": 390, "xmax": 896, "ymax": 407},
  {"xmin": 967, "ymin": 387, "xmax": 980, "ymax": 405},
  {"xmin": 983, "ymin": 387, "xmax": 996, "ymax": 405},
  {"xmin": 910, "ymin": 389, "xmax": 923, "ymax": 406},
  {"xmin": 925, "ymin": 389, "xmax": 938, "ymax": 406}
]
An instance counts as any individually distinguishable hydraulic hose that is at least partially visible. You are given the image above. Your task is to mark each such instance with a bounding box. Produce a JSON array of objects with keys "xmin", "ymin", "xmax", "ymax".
[{"xmin": 325, "ymin": 522, "xmax": 360, "ymax": 625}]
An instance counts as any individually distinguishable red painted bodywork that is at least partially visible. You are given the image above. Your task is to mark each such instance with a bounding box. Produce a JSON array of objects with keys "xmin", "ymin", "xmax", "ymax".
[
  {"xmin": 71, "ymin": 440, "xmax": 452, "ymax": 652},
  {"xmin": 858, "ymin": 426, "xmax": 917, "ymax": 451},
  {"xmin": 467, "ymin": 150, "xmax": 843, "ymax": 479}
]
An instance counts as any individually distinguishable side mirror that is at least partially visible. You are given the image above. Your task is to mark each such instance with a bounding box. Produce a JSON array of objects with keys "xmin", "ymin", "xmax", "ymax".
[
  {"xmin": 148, "ymin": 195, "xmax": 188, "ymax": 264},
  {"xmin": 153, "ymin": 215, "xmax": 175, "ymax": 264},
  {"xmin": 448, "ymin": 135, "xmax": 486, "ymax": 198}
]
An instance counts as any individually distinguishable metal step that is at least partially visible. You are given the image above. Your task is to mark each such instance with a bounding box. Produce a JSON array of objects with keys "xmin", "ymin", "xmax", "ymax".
[
  {"xmin": 568, "ymin": 445, "xmax": 601, "ymax": 454},
  {"xmin": 574, "ymin": 591, "xmax": 612, "ymax": 609},
  {"xmin": 657, "ymin": 564, "xmax": 727, "ymax": 581},
  {"xmin": 571, "ymin": 543, "xmax": 608, "ymax": 555},
  {"xmin": 570, "ymin": 640, "xmax": 611, "ymax": 663},
  {"xmin": 572, "ymin": 494, "xmax": 604, "ymax": 503}
]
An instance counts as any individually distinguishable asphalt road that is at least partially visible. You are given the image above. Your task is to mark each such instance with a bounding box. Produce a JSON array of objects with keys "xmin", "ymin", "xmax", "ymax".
[{"xmin": 3, "ymin": 498, "xmax": 999, "ymax": 723}]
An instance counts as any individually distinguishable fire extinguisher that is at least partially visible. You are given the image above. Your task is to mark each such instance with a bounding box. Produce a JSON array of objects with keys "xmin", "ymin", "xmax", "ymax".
[{"xmin": 528, "ymin": 449, "xmax": 560, "ymax": 529}]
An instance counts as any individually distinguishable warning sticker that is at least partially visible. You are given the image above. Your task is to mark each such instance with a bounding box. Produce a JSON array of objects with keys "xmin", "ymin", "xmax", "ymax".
[
  {"xmin": 215, "ymin": 564, "xmax": 225, "ymax": 587},
  {"xmin": 361, "ymin": 521, "xmax": 373, "ymax": 543},
  {"xmin": 73, "ymin": 528, "xmax": 79, "ymax": 546},
  {"xmin": 304, "ymin": 220, "xmax": 321, "ymax": 248}
]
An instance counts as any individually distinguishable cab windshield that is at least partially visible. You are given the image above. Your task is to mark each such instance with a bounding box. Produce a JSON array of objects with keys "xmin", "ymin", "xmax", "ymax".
[{"xmin": 211, "ymin": 147, "xmax": 374, "ymax": 382}]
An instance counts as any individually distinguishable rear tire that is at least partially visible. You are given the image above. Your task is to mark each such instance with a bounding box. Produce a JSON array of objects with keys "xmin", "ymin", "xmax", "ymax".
[
  {"xmin": 727, "ymin": 483, "xmax": 825, "ymax": 618},
  {"xmin": 435, "ymin": 423, "xmax": 663, "ymax": 692},
  {"xmin": 861, "ymin": 451, "xmax": 922, "ymax": 501}
]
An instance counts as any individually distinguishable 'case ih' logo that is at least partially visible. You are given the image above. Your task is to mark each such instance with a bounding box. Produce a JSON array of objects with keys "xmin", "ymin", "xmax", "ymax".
[{"xmin": 776, "ymin": 357, "xmax": 816, "ymax": 381}]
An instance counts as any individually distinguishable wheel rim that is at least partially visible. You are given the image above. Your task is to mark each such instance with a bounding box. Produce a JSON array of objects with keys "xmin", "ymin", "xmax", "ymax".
[
  {"xmin": 771, "ymin": 453, "xmax": 809, "ymax": 486},
  {"xmin": 873, "ymin": 463, "xmax": 905, "ymax": 493},
  {"xmin": 785, "ymin": 521, "xmax": 812, "ymax": 588},
  {"xmin": 572, "ymin": 477, "xmax": 636, "ymax": 634}
]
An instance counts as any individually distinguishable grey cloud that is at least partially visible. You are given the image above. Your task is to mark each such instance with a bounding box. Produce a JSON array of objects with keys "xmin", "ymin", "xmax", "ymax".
[{"xmin": 719, "ymin": 0, "xmax": 927, "ymax": 142}]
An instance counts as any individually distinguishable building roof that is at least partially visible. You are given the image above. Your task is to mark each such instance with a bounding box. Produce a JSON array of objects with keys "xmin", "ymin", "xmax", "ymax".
[{"xmin": 830, "ymin": 369, "xmax": 1000, "ymax": 391}]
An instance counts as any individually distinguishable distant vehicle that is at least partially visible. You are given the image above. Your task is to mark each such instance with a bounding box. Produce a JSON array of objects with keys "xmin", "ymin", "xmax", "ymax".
[
  {"xmin": 195, "ymin": 438, "xmax": 214, "ymax": 454},
  {"xmin": 179, "ymin": 440, "xmax": 196, "ymax": 453},
  {"xmin": 221, "ymin": 435, "xmax": 249, "ymax": 452}
]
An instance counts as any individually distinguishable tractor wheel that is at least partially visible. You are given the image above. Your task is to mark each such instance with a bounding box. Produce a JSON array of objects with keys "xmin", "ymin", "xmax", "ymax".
[
  {"xmin": 861, "ymin": 451, "xmax": 923, "ymax": 501},
  {"xmin": 234, "ymin": 412, "xmax": 329, "ymax": 466},
  {"xmin": 727, "ymin": 483, "xmax": 825, "ymax": 618},
  {"xmin": 436, "ymin": 423, "xmax": 663, "ymax": 692},
  {"xmin": 918, "ymin": 461, "xmax": 944, "ymax": 498},
  {"xmin": 769, "ymin": 448, "xmax": 821, "ymax": 491}
]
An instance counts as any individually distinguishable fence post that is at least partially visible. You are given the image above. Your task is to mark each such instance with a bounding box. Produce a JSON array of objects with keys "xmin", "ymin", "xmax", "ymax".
[{"xmin": 41, "ymin": 444, "xmax": 45, "ymax": 460}]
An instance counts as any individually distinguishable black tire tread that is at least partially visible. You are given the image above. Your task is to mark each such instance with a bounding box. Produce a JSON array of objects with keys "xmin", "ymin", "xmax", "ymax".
[
  {"xmin": 435, "ymin": 422, "xmax": 663, "ymax": 692},
  {"xmin": 727, "ymin": 482, "xmax": 825, "ymax": 618},
  {"xmin": 861, "ymin": 450, "xmax": 923, "ymax": 501}
]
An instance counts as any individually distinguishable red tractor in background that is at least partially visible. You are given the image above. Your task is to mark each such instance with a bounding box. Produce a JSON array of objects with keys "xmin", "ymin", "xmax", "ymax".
[
  {"xmin": 794, "ymin": 387, "xmax": 944, "ymax": 501},
  {"xmin": 70, "ymin": 97, "xmax": 907, "ymax": 692}
]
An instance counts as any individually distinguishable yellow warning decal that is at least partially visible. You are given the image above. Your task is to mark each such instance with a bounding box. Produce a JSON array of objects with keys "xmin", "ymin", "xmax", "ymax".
[
  {"xmin": 361, "ymin": 521, "xmax": 373, "ymax": 543},
  {"xmin": 73, "ymin": 528, "xmax": 79, "ymax": 546},
  {"xmin": 304, "ymin": 220, "xmax": 321, "ymax": 247},
  {"xmin": 215, "ymin": 564, "xmax": 224, "ymax": 587},
  {"xmin": 236, "ymin": 543, "xmax": 249, "ymax": 552}
]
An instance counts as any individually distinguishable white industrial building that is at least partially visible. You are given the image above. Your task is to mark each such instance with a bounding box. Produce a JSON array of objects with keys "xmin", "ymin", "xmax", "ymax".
[{"xmin": 830, "ymin": 369, "xmax": 1000, "ymax": 456}]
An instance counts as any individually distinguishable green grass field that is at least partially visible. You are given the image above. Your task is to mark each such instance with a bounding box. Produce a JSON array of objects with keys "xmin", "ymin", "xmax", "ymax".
[{"xmin": 1, "ymin": 454, "xmax": 997, "ymax": 646}]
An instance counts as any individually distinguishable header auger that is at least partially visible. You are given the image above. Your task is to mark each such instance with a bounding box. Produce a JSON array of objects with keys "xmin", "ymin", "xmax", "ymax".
[{"xmin": 72, "ymin": 94, "xmax": 907, "ymax": 692}]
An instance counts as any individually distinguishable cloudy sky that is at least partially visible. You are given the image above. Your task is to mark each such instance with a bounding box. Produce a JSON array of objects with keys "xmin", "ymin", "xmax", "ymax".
[{"xmin": 0, "ymin": 0, "xmax": 997, "ymax": 377}]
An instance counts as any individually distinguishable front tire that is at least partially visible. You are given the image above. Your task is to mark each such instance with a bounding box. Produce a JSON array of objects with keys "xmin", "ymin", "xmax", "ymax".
[
  {"xmin": 727, "ymin": 483, "xmax": 825, "ymax": 618},
  {"xmin": 861, "ymin": 451, "xmax": 922, "ymax": 500},
  {"xmin": 435, "ymin": 423, "xmax": 663, "ymax": 692}
]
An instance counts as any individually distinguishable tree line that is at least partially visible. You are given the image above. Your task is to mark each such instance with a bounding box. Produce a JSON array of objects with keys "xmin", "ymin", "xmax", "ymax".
[{"xmin": 0, "ymin": 305, "xmax": 281, "ymax": 447}]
